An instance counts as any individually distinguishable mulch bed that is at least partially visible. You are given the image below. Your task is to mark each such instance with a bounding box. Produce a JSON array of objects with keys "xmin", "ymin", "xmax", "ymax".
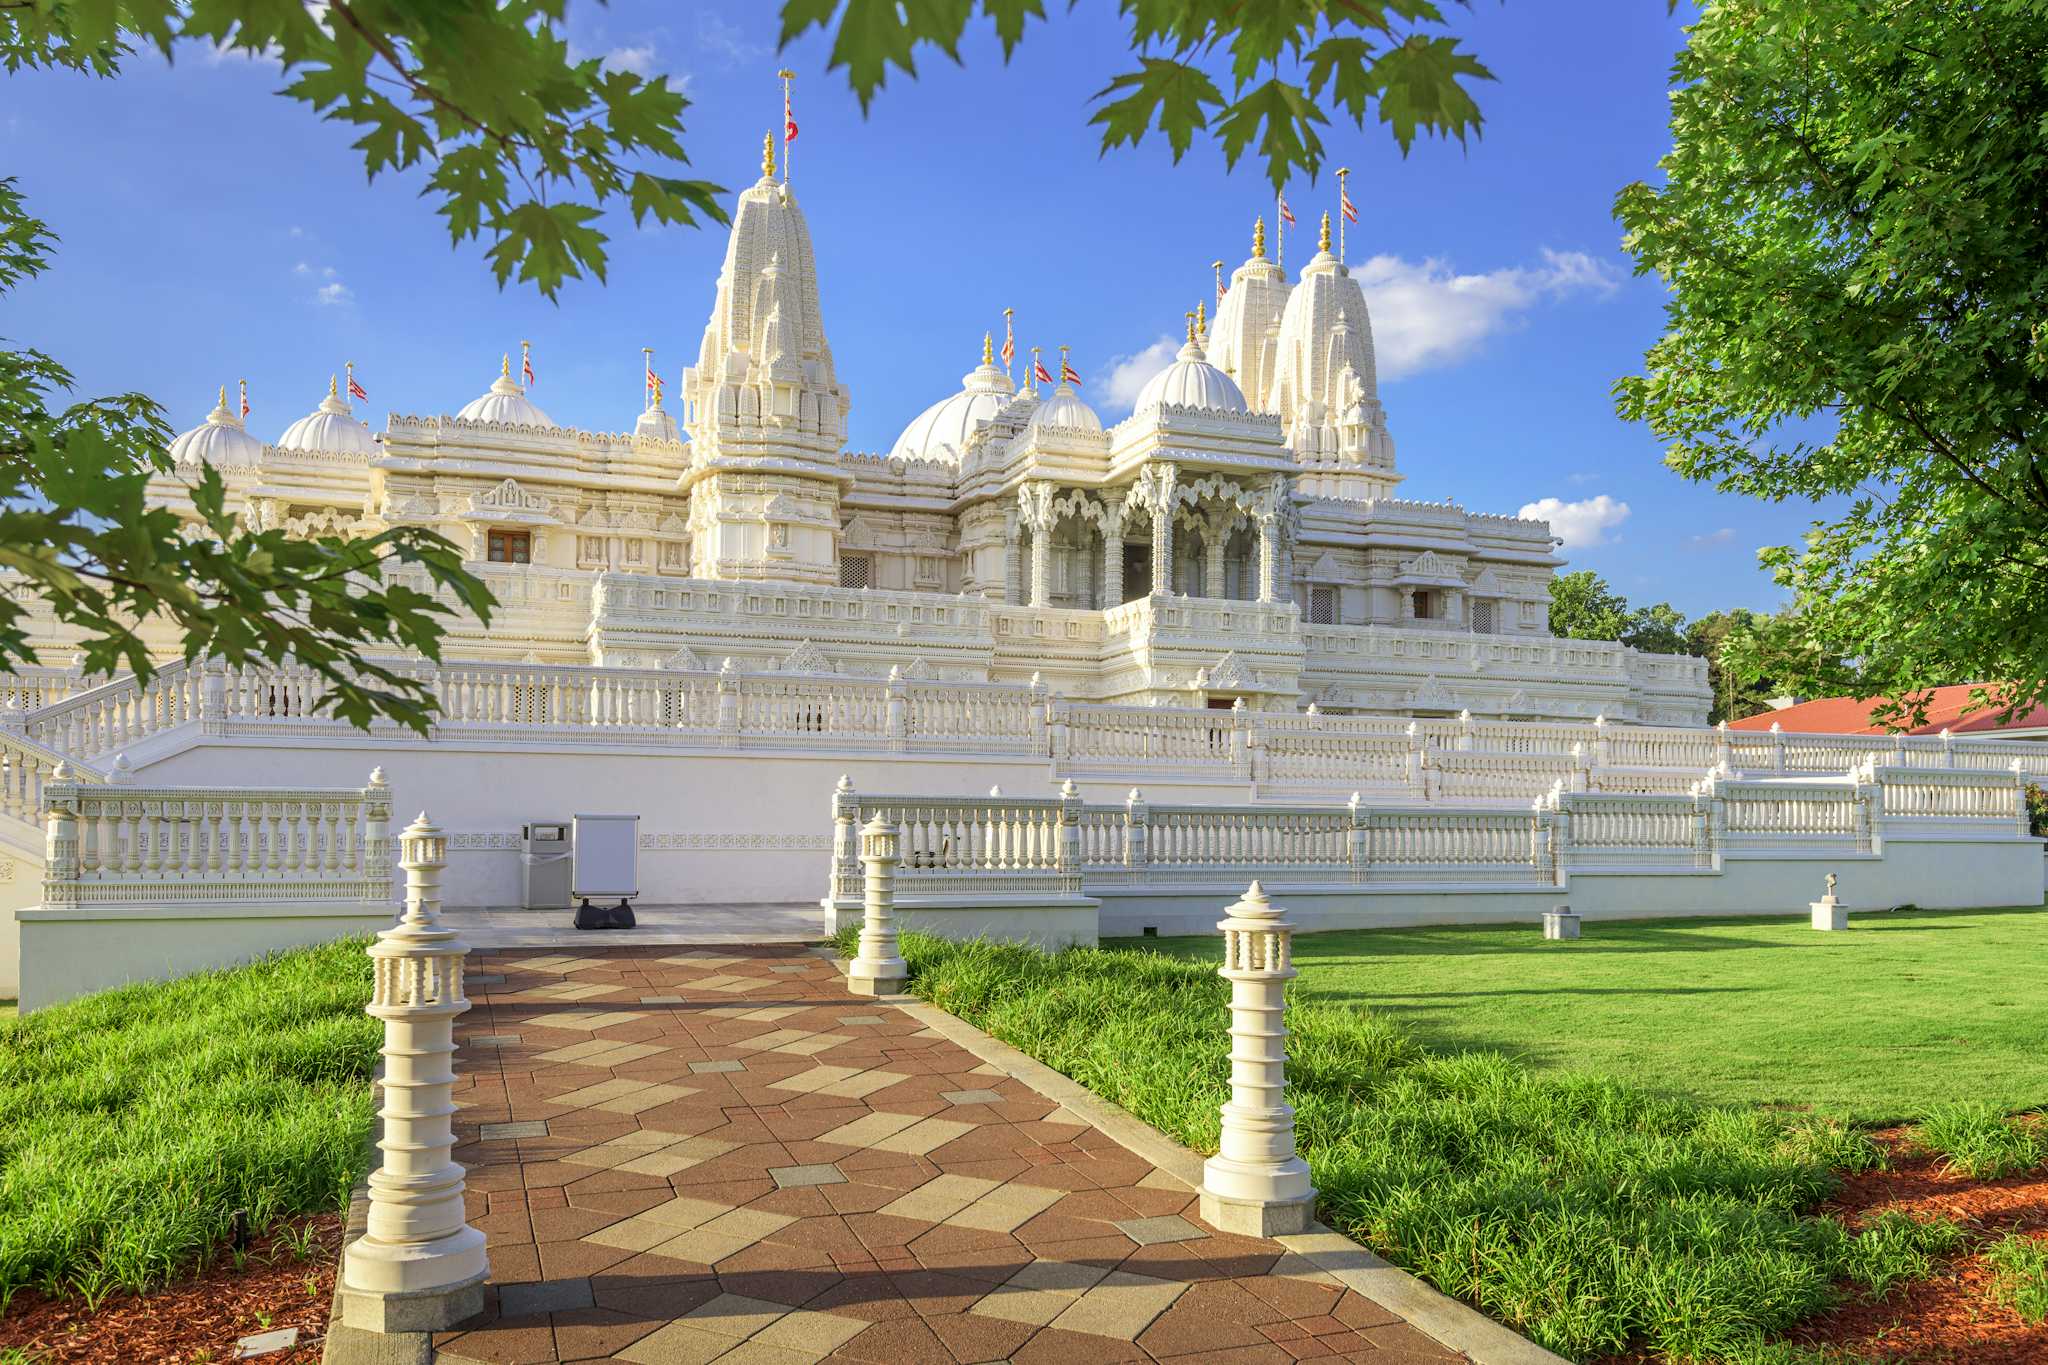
[
  {"xmin": 1596, "ymin": 1128, "xmax": 2048, "ymax": 1363},
  {"xmin": 1767, "ymin": 1127, "xmax": 2048, "ymax": 1363},
  {"xmin": 0, "ymin": 1214, "xmax": 342, "ymax": 1364}
]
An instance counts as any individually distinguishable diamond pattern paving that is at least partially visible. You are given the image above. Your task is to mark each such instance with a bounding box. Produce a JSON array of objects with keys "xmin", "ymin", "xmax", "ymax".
[{"xmin": 437, "ymin": 944, "xmax": 1468, "ymax": 1364}]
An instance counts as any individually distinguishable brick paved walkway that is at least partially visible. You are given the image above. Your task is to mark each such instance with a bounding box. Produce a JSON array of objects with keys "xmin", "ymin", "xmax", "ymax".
[{"xmin": 435, "ymin": 945, "xmax": 1468, "ymax": 1364}]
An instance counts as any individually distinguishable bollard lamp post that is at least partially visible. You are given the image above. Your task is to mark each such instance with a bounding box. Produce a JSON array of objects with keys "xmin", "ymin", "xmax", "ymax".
[
  {"xmin": 1198, "ymin": 881, "xmax": 1317, "ymax": 1236},
  {"xmin": 846, "ymin": 814, "xmax": 908, "ymax": 996}
]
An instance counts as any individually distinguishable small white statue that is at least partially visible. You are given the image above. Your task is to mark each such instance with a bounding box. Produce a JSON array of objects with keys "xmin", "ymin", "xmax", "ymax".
[{"xmin": 1825, "ymin": 872, "xmax": 1838, "ymax": 900}]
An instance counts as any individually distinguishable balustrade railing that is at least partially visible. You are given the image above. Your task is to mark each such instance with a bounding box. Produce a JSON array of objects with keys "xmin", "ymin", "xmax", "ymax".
[
  {"xmin": 22, "ymin": 659, "xmax": 201, "ymax": 761},
  {"xmin": 40, "ymin": 771, "xmax": 394, "ymax": 907}
]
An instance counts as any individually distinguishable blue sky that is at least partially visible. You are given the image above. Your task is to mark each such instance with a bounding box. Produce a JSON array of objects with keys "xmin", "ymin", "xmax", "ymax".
[{"xmin": 5, "ymin": 1, "xmax": 1807, "ymax": 619}]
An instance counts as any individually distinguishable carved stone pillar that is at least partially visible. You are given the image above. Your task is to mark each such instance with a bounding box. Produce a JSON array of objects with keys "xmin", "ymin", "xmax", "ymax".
[
  {"xmin": 1018, "ymin": 481, "xmax": 1057, "ymax": 608},
  {"xmin": 1255, "ymin": 514, "xmax": 1279, "ymax": 602},
  {"xmin": 1203, "ymin": 516, "xmax": 1228, "ymax": 601},
  {"xmin": 1099, "ymin": 493, "xmax": 1127, "ymax": 608},
  {"xmin": 1399, "ymin": 586, "xmax": 1416, "ymax": 620}
]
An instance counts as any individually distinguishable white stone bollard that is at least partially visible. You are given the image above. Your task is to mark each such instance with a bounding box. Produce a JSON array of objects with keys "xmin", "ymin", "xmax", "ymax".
[
  {"xmin": 1810, "ymin": 871, "xmax": 1847, "ymax": 931},
  {"xmin": 1543, "ymin": 905, "xmax": 1582, "ymax": 940},
  {"xmin": 1199, "ymin": 882, "xmax": 1316, "ymax": 1237},
  {"xmin": 846, "ymin": 814, "xmax": 907, "ymax": 997},
  {"xmin": 341, "ymin": 812, "xmax": 489, "ymax": 1332}
]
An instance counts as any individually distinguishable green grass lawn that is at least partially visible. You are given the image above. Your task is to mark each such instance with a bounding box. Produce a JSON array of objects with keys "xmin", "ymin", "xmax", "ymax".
[
  {"xmin": 1121, "ymin": 905, "xmax": 2048, "ymax": 1123},
  {"xmin": 0, "ymin": 940, "xmax": 377, "ymax": 1306},
  {"xmin": 885, "ymin": 930, "xmax": 1970, "ymax": 1362}
]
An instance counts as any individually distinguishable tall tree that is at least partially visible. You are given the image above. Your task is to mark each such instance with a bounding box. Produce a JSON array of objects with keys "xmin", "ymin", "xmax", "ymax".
[
  {"xmin": 1615, "ymin": 0, "xmax": 2048, "ymax": 731},
  {"xmin": 1545, "ymin": 570, "xmax": 1633, "ymax": 643}
]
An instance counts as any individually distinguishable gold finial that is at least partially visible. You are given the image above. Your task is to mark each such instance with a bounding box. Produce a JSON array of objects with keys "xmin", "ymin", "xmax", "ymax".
[
  {"xmin": 328, "ymin": 375, "xmax": 339, "ymax": 398},
  {"xmin": 762, "ymin": 132, "xmax": 776, "ymax": 177},
  {"xmin": 1252, "ymin": 216, "xmax": 1267, "ymax": 260},
  {"xmin": 1185, "ymin": 311, "xmax": 1197, "ymax": 345},
  {"xmin": 983, "ymin": 331, "xmax": 994, "ymax": 365},
  {"xmin": 1196, "ymin": 299, "xmax": 1207, "ymax": 341},
  {"xmin": 218, "ymin": 384, "xmax": 227, "ymax": 408},
  {"xmin": 776, "ymin": 67, "xmax": 795, "ymax": 80},
  {"xmin": 501, "ymin": 353, "xmax": 511, "ymax": 379},
  {"xmin": 1319, "ymin": 211, "xmax": 1332, "ymax": 253}
]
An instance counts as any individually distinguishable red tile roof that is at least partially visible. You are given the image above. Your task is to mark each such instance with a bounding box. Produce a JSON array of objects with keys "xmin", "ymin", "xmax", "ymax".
[{"xmin": 1727, "ymin": 684, "xmax": 2048, "ymax": 735}]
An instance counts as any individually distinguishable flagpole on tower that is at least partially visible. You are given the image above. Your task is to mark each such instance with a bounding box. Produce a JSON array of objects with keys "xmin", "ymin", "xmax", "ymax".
[
  {"xmin": 778, "ymin": 68, "xmax": 795, "ymax": 184},
  {"xmin": 1001, "ymin": 308, "xmax": 1015, "ymax": 383},
  {"xmin": 1275, "ymin": 189, "xmax": 1284, "ymax": 273},
  {"xmin": 1337, "ymin": 167, "xmax": 1350, "ymax": 265},
  {"xmin": 642, "ymin": 347, "xmax": 655, "ymax": 409},
  {"xmin": 1212, "ymin": 259, "xmax": 1226, "ymax": 305}
]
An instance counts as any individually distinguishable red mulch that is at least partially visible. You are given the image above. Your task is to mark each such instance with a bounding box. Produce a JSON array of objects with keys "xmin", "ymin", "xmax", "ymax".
[
  {"xmin": 1597, "ymin": 1128, "xmax": 2048, "ymax": 1364},
  {"xmin": 0, "ymin": 1214, "xmax": 342, "ymax": 1364}
]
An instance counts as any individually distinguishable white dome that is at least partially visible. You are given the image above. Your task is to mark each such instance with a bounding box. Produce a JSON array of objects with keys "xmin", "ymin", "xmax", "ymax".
[
  {"xmin": 1026, "ymin": 384, "xmax": 1102, "ymax": 437},
  {"xmin": 889, "ymin": 355, "xmax": 1015, "ymax": 464},
  {"xmin": 458, "ymin": 357, "xmax": 553, "ymax": 427},
  {"xmin": 277, "ymin": 378, "xmax": 377, "ymax": 455},
  {"xmin": 635, "ymin": 404, "xmax": 681, "ymax": 443},
  {"xmin": 168, "ymin": 389, "xmax": 263, "ymax": 468},
  {"xmin": 1132, "ymin": 338, "xmax": 1247, "ymax": 412}
]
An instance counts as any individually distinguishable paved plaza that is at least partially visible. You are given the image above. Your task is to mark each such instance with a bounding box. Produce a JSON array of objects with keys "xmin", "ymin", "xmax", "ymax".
[{"xmin": 434, "ymin": 944, "xmax": 1471, "ymax": 1364}]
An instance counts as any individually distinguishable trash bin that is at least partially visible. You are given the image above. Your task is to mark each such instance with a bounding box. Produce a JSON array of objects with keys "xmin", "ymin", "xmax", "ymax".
[{"xmin": 520, "ymin": 821, "xmax": 572, "ymax": 910}]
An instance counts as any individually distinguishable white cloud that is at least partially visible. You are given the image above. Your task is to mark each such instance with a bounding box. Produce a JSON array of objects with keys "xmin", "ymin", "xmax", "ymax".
[
  {"xmin": 697, "ymin": 12, "xmax": 766, "ymax": 66},
  {"xmin": 1101, "ymin": 336, "xmax": 1179, "ymax": 412},
  {"xmin": 1685, "ymin": 527, "xmax": 1736, "ymax": 549},
  {"xmin": 603, "ymin": 43, "xmax": 657, "ymax": 76},
  {"xmin": 292, "ymin": 262, "xmax": 311, "ymax": 276},
  {"xmin": 1517, "ymin": 494, "xmax": 1631, "ymax": 550},
  {"xmin": 315, "ymin": 281, "xmax": 352, "ymax": 306},
  {"xmin": 1356, "ymin": 247, "xmax": 1622, "ymax": 381},
  {"xmin": 1566, "ymin": 470, "xmax": 1598, "ymax": 486},
  {"xmin": 288, "ymin": 225, "xmax": 305, "ymax": 239}
]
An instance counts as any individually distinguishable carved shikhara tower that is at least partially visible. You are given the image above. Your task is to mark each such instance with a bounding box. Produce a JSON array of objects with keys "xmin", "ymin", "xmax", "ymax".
[
  {"xmin": 678, "ymin": 136, "xmax": 850, "ymax": 587},
  {"xmin": 120, "ymin": 146, "xmax": 1711, "ymax": 724}
]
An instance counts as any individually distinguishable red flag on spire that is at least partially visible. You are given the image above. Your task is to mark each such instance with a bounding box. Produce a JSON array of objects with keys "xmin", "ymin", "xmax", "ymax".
[
  {"xmin": 1277, "ymin": 192, "xmax": 1296, "ymax": 228},
  {"xmin": 347, "ymin": 372, "xmax": 368, "ymax": 402},
  {"xmin": 522, "ymin": 346, "xmax": 536, "ymax": 387},
  {"xmin": 1000, "ymin": 334, "xmax": 1015, "ymax": 368},
  {"xmin": 785, "ymin": 85, "xmax": 798, "ymax": 144},
  {"xmin": 1032, "ymin": 357, "xmax": 1053, "ymax": 386},
  {"xmin": 1060, "ymin": 356, "xmax": 1081, "ymax": 387},
  {"xmin": 1341, "ymin": 184, "xmax": 1358, "ymax": 224},
  {"xmin": 239, "ymin": 383, "xmax": 250, "ymax": 419}
]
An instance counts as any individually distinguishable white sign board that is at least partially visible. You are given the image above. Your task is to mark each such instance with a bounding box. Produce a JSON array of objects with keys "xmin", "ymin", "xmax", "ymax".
[{"xmin": 572, "ymin": 814, "xmax": 640, "ymax": 900}]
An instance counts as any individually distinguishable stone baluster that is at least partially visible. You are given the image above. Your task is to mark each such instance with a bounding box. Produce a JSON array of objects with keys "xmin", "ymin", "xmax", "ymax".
[
  {"xmin": 830, "ymin": 776, "xmax": 861, "ymax": 900},
  {"xmin": 1346, "ymin": 792, "xmax": 1370, "ymax": 885},
  {"xmin": 885, "ymin": 667, "xmax": 908, "ymax": 752},
  {"xmin": 716, "ymin": 658, "xmax": 741, "ymax": 748},
  {"xmin": 340, "ymin": 812, "xmax": 488, "ymax": 1331},
  {"xmin": 1124, "ymin": 788, "xmax": 1149, "ymax": 869},
  {"xmin": 846, "ymin": 814, "xmax": 907, "ymax": 997},
  {"xmin": 1199, "ymin": 882, "xmax": 1315, "ymax": 1236},
  {"xmin": 1229, "ymin": 698, "xmax": 1250, "ymax": 779},
  {"xmin": 1056, "ymin": 779, "xmax": 1083, "ymax": 893}
]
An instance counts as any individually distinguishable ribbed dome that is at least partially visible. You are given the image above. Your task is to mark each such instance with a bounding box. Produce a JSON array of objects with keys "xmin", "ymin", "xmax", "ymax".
[
  {"xmin": 889, "ymin": 352, "xmax": 1015, "ymax": 464},
  {"xmin": 635, "ymin": 404, "xmax": 681, "ymax": 443},
  {"xmin": 277, "ymin": 378, "xmax": 376, "ymax": 455},
  {"xmin": 168, "ymin": 388, "xmax": 263, "ymax": 468},
  {"xmin": 1132, "ymin": 338, "xmax": 1246, "ymax": 412},
  {"xmin": 1025, "ymin": 384, "xmax": 1102, "ymax": 437},
  {"xmin": 458, "ymin": 357, "xmax": 553, "ymax": 427}
]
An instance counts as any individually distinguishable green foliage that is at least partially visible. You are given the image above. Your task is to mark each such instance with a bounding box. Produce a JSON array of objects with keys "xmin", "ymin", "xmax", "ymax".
[
  {"xmin": 1984, "ymin": 1231, "xmax": 2048, "ymax": 1325},
  {"xmin": 781, "ymin": 1, "xmax": 1493, "ymax": 189},
  {"xmin": 1546, "ymin": 569, "xmax": 1633, "ymax": 642},
  {"xmin": 0, "ymin": 939, "xmax": 378, "ymax": 1301},
  {"xmin": 1911, "ymin": 1101, "xmax": 2048, "ymax": 1180},
  {"xmin": 1615, "ymin": 0, "xmax": 2048, "ymax": 733},
  {"xmin": 2024, "ymin": 783, "xmax": 2048, "ymax": 839},
  {"xmin": 3, "ymin": 0, "xmax": 727, "ymax": 300},
  {"xmin": 0, "ymin": 181, "xmax": 494, "ymax": 730},
  {"xmin": 888, "ymin": 930, "xmax": 1972, "ymax": 1360}
]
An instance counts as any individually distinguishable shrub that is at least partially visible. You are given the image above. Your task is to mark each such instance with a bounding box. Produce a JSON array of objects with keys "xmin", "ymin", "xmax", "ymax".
[
  {"xmin": 1911, "ymin": 1102, "xmax": 2047, "ymax": 1180},
  {"xmin": 1985, "ymin": 1232, "xmax": 2048, "ymax": 1324}
]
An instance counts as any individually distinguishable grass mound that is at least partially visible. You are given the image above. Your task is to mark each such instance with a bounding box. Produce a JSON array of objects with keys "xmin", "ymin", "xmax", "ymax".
[
  {"xmin": 1985, "ymin": 1231, "xmax": 2048, "ymax": 1324},
  {"xmin": 887, "ymin": 932, "xmax": 1959, "ymax": 1362},
  {"xmin": 1911, "ymin": 1101, "xmax": 2048, "ymax": 1179},
  {"xmin": 0, "ymin": 939, "xmax": 378, "ymax": 1306}
]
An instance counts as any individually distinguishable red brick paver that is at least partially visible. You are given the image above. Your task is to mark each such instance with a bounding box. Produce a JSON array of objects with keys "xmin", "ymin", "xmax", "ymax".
[{"xmin": 435, "ymin": 946, "xmax": 1467, "ymax": 1364}]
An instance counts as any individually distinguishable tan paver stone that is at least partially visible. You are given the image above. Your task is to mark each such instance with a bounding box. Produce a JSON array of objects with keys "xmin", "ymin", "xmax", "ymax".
[
  {"xmin": 869, "ymin": 1116, "xmax": 976, "ymax": 1156},
  {"xmin": 564, "ymin": 1132, "xmax": 737, "ymax": 1178},
  {"xmin": 876, "ymin": 1173, "xmax": 1001, "ymax": 1224},
  {"xmin": 527, "ymin": 981, "xmax": 627, "ymax": 1002},
  {"xmin": 659, "ymin": 952, "xmax": 745, "ymax": 969},
  {"xmin": 614, "ymin": 1321, "xmax": 735, "ymax": 1365},
  {"xmin": 1050, "ymin": 1269, "xmax": 1187, "ymax": 1340},
  {"xmin": 701, "ymin": 1005, "xmax": 806, "ymax": 1021},
  {"xmin": 1135, "ymin": 1169, "xmax": 1190, "ymax": 1192},
  {"xmin": 689, "ymin": 975, "xmax": 770, "ymax": 995},
  {"xmin": 947, "ymin": 1180, "xmax": 1067, "ymax": 1233},
  {"xmin": 530, "ymin": 1009, "xmax": 647, "ymax": 1032},
  {"xmin": 536, "ymin": 1040, "xmax": 667, "ymax": 1067},
  {"xmin": 749, "ymin": 1308, "xmax": 867, "ymax": 1354},
  {"xmin": 681, "ymin": 1292, "xmax": 793, "ymax": 1337},
  {"xmin": 766, "ymin": 1065, "xmax": 861, "ymax": 1096},
  {"xmin": 654, "ymin": 1208, "xmax": 796, "ymax": 1265},
  {"xmin": 815, "ymin": 1111, "xmax": 922, "ymax": 1148},
  {"xmin": 770, "ymin": 1032, "xmax": 853, "ymax": 1057},
  {"xmin": 548, "ymin": 1079, "xmax": 699, "ymax": 1116}
]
